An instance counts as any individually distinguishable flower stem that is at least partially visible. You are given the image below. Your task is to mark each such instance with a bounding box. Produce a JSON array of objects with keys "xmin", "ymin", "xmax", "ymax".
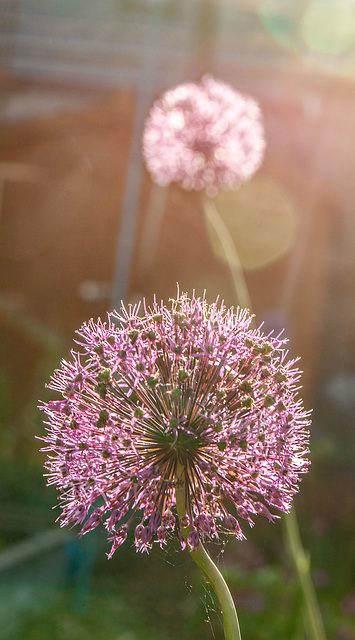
[
  {"xmin": 175, "ymin": 464, "xmax": 241, "ymax": 640},
  {"xmin": 284, "ymin": 508, "xmax": 327, "ymax": 640},
  {"xmin": 203, "ymin": 192, "xmax": 325, "ymax": 640},
  {"xmin": 203, "ymin": 196, "xmax": 251, "ymax": 312}
]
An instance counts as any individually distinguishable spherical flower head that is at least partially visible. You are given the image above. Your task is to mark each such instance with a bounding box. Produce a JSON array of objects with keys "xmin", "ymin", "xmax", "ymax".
[
  {"xmin": 40, "ymin": 290, "xmax": 310, "ymax": 558},
  {"xmin": 142, "ymin": 75, "xmax": 265, "ymax": 196}
]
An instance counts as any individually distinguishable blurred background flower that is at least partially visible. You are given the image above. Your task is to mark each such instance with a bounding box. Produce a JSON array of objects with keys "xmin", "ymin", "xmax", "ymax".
[{"xmin": 143, "ymin": 75, "xmax": 265, "ymax": 195}]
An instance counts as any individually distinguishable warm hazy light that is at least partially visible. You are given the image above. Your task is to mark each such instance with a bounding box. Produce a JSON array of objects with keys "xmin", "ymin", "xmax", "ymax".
[
  {"xmin": 301, "ymin": 0, "xmax": 355, "ymax": 56},
  {"xmin": 259, "ymin": 0, "xmax": 355, "ymax": 76},
  {"xmin": 207, "ymin": 176, "xmax": 298, "ymax": 271},
  {"xmin": 258, "ymin": 0, "xmax": 297, "ymax": 51}
]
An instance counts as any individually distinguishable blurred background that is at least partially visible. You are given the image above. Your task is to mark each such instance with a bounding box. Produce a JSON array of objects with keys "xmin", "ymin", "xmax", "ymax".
[{"xmin": 0, "ymin": 1, "xmax": 355, "ymax": 638}]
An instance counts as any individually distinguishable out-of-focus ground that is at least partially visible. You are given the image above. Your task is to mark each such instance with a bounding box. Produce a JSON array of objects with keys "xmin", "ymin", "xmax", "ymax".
[{"xmin": 0, "ymin": 1, "xmax": 355, "ymax": 639}]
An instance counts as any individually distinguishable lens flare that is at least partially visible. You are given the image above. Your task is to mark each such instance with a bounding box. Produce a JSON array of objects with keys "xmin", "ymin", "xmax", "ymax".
[{"xmin": 206, "ymin": 176, "xmax": 298, "ymax": 271}]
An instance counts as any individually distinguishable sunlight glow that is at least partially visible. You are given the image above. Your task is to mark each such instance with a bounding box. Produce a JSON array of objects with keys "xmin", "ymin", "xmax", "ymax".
[{"xmin": 207, "ymin": 176, "xmax": 298, "ymax": 271}]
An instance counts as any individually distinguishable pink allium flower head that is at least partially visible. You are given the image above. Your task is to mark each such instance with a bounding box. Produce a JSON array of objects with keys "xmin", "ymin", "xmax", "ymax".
[
  {"xmin": 40, "ymin": 290, "xmax": 310, "ymax": 558},
  {"xmin": 142, "ymin": 75, "xmax": 265, "ymax": 195}
]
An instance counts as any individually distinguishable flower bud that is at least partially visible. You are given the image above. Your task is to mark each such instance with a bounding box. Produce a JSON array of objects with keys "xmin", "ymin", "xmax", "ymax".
[
  {"xmin": 187, "ymin": 530, "xmax": 200, "ymax": 552},
  {"xmin": 80, "ymin": 510, "xmax": 102, "ymax": 536}
]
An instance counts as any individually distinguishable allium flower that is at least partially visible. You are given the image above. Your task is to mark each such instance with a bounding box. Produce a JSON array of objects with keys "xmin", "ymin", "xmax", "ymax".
[
  {"xmin": 142, "ymin": 75, "xmax": 265, "ymax": 195},
  {"xmin": 40, "ymin": 291, "xmax": 310, "ymax": 559}
]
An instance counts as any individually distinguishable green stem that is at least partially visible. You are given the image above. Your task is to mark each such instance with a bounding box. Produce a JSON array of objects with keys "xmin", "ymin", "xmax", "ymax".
[
  {"xmin": 203, "ymin": 192, "xmax": 325, "ymax": 640},
  {"xmin": 175, "ymin": 464, "xmax": 241, "ymax": 640},
  {"xmin": 284, "ymin": 508, "xmax": 327, "ymax": 640},
  {"xmin": 203, "ymin": 196, "xmax": 251, "ymax": 311}
]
